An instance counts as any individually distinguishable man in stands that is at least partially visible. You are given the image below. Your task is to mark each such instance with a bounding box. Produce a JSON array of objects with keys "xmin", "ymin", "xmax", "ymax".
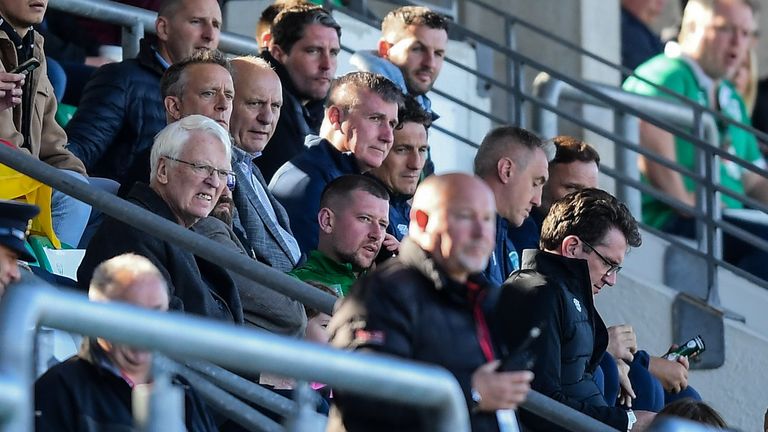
[
  {"xmin": 36, "ymin": 253, "xmax": 217, "ymax": 431},
  {"xmin": 351, "ymin": 5, "xmax": 447, "ymax": 176},
  {"xmin": 194, "ymin": 186, "xmax": 307, "ymax": 337},
  {"xmin": 228, "ymin": 55, "xmax": 302, "ymax": 272},
  {"xmin": 257, "ymin": 4, "xmax": 341, "ymax": 182},
  {"xmin": 119, "ymin": 49, "xmax": 233, "ymax": 194},
  {"xmin": 78, "ymin": 115, "xmax": 242, "ymax": 323},
  {"xmin": 289, "ymin": 175, "xmax": 390, "ymax": 297},
  {"xmin": 351, "ymin": 5, "xmax": 447, "ymax": 119},
  {"xmin": 67, "ymin": 0, "xmax": 222, "ymax": 186},
  {"xmin": 368, "ymin": 95, "xmax": 430, "ymax": 242},
  {"xmin": 269, "ymin": 71, "xmax": 403, "ymax": 256},
  {"xmin": 328, "ymin": 173, "xmax": 533, "ymax": 432},
  {"xmin": 508, "ymin": 136, "xmax": 601, "ymax": 253},
  {"xmin": 473, "ymin": 126, "xmax": 553, "ymax": 288},
  {"xmin": 494, "ymin": 188, "xmax": 656, "ymax": 431},
  {"xmin": 621, "ymin": 0, "xmax": 668, "ymax": 71},
  {"xmin": 0, "ymin": 0, "xmax": 94, "ymax": 248},
  {"xmin": 623, "ymin": 0, "xmax": 768, "ymax": 279},
  {"xmin": 0, "ymin": 200, "xmax": 38, "ymax": 296}
]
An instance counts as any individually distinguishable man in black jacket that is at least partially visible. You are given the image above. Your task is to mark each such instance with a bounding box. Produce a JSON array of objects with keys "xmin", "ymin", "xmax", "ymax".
[
  {"xmin": 36, "ymin": 253, "xmax": 217, "ymax": 432},
  {"xmin": 494, "ymin": 188, "xmax": 655, "ymax": 431},
  {"xmin": 66, "ymin": 0, "xmax": 222, "ymax": 185},
  {"xmin": 328, "ymin": 173, "xmax": 533, "ymax": 432},
  {"xmin": 257, "ymin": 4, "xmax": 341, "ymax": 183},
  {"xmin": 77, "ymin": 115, "xmax": 242, "ymax": 323}
]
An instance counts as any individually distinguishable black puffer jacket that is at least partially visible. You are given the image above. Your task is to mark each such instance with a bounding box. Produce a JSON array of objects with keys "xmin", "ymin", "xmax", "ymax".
[
  {"xmin": 494, "ymin": 249, "xmax": 628, "ymax": 431},
  {"xmin": 327, "ymin": 238, "xmax": 501, "ymax": 432},
  {"xmin": 255, "ymin": 50, "xmax": 325, "ymax": 183},
  {"xmin": 66, "ymin": 39, "xmax": 166, "ymax": 184}
]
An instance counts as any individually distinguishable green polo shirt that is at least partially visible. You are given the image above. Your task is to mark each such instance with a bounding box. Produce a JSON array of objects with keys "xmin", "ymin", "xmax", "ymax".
[
  {"xmin": 623, "ymin": 54, "xmax": 764, "ymax": 229},
  {"xmin": 288, "ymin": 250, "xmax": 359, "ymax": 297}
]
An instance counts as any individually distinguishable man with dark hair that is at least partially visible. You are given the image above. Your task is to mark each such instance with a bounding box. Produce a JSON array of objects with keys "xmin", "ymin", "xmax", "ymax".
[
  {"xmin": 494, "ymin": 188, "xmax": 656, "ymax": 432},
  {"xmin": 119, "ymin": 49, "xmax": 234, "ymax": 194},
  {"xmin": 473, "ymin": 126, "xmax": 554, "ymax": 288},
  {"xmin": 67, "ymin": 0, "xmax": 222, "ymax": 186},
  {"xmin": 257, "ymin": 4, "xmax": 341, "ymax": 182},
  {"xmin": 289, "ymin": 174, "xmax": 389, "ymax": 296},
  {"xmin": 270, "ymin": 71, "xmax": 403, "ymax": 255},
  {"xmin": 36, "ymin": 253, "xmax": 218, "ymax": 432},
  {"xmin": 351, "ymin": 5, "xmax": 448, "ymax": 118},
  {"xmin": 255, "ymin": 1, "xmax": 307, "ymax": 49},
  {"xmin": 508, "ymin": 136, "xmax": 601, "ymax": 254},
  {"xmin": 328, "ymin": 173, "xmax": 533, "ymax": 432},
  {"xmin": 368, "ymin": 95, "xmax": 430, "ymax": 242}
]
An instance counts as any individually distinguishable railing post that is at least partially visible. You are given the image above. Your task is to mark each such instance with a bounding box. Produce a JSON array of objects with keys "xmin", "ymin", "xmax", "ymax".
[
  {"xmin": 531, "ymin": 74, "xmax": 562, "ymax": 139},
  {"xmin": 142, "ymin": 354, "xmax": 185, "ymax": 432},
  {"xmin": 505, "ymin": 16, "xmax": 524, "ymax": 126},
  {"xmin": 122, "ymin": 19, "xmax": 144, "ymax": 59},
  {"xmin": 613, "ymin": 112, "xmax": 642, "ymax": 218},
  {"xmin": 284, "ymin": 382, "xmax": 327, "ymax": 432}
]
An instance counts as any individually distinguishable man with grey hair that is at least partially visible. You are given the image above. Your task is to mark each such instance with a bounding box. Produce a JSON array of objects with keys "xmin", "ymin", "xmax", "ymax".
[
  {"xmin": 78, "ymin": 115, "xmax": 243, "ymax": 323},
  {"xmin": 119, "ymin": 49, "xmax": 235, "ymax": 196},
  {"xmin": 474, "ymin": 126, "xmax": 554, "ymax": 289},
  {"xmin": 36, "ymin": 253, "xmax": 217, "ymax": 431},
  {"xmin": 270, "ymin": 71, "xmax": 404, "ymax": 255}
]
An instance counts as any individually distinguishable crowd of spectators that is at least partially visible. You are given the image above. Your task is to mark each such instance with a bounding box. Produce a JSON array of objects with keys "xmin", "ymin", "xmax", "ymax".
[{"xmin": 0, "ymin": 0, "xmax": 764, "ymax": 430}]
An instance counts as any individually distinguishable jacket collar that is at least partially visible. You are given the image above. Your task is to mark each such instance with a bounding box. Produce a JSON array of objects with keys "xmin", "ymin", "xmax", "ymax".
[
  {"xmin": 138, "ymin": 38, "xmax": 167, "ymax": 76},
  {"xmin": 79, "ymin": 337, "xmax": 136, "ymax": 387},
  {"xmin": 520, "ymin": 249, "xmax": 593, "ymax": 300},
  {"xmin": 305, "ymin": 250, "xmax": 359, "ymax": 277},
  {"xmin": 127, "ymin": 182, "xmax": 179, "ymax": 224}
]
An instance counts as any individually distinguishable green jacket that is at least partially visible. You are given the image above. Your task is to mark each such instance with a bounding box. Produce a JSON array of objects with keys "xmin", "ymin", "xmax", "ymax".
[
  {"xmin": 623, "ymin": 54, "xmax": 764, "ymax": 228},
  {"xmin": 288, "ymin": 250, "xmax": 359, "ymax": 296}
]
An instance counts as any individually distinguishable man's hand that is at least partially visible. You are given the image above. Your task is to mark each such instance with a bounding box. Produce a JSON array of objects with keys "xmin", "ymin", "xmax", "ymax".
[
  {"xmin": 0, "ymin": 72, "xmax": 24, "ymax": 111},
  {"xmin": 617, "ymin": 359, "xmax": 636, "ymax": 407},
  {"xmin": 607, "ymin": 324, "xmax": 638, "ymax": 362},
  {"xmin": 649, "ymin": 352, "xmax": 688, "ymax": 393},
  {"xmin": 381, "ymin": 233, "xmax": 400, "ymax": 254},
  {"xmin": 470, "ymin": 360, "xmax": 534, "ymax": 411}
]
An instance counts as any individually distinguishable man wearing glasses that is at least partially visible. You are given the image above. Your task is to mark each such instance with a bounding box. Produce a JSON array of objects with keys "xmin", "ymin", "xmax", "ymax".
[
  {"xmin": 77, "ymin": 115, "xmax": 243, "ymax": 324},
  {"xmin": 493, "ymin": 188, "xmax": 657, "ymax": 431}
]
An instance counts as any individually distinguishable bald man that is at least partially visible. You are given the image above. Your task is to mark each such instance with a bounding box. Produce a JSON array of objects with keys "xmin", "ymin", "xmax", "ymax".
[
  {"xmin": 227, "ymin": 56, "xmax": 302, "ymax": 272},
  {"xmin": 328, "ymin": 173, "xmax": 533, "ymax": 432},
  {"xmin": 35, "ymin": 253, "xmax": 216, "ymax": 431}
]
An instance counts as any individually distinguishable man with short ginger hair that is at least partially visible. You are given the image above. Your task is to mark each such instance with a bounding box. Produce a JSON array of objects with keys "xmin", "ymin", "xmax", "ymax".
[{"xmin": 328, "ymin": 173, "xmax": 533, "ymax": 432}]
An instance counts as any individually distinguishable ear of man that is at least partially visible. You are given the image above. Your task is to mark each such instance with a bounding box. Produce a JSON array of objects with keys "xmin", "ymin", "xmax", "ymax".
[
  {"xmin": 318, "ymin": 207, "xmax": 335, "ymax": 233},
  {"xmin": 561, "ymin": 235, "xmax": 580, "ymax": 258},
  {"xmin": 377, "ymin": 39, "xmax": 392, "ymax": 59},
  {"xmin": 497, "ymin": 157, "xmax": 515, "ymax": 184}
]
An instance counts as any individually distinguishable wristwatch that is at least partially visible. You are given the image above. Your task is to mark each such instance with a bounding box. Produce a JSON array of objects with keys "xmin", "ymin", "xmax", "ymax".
[
  {"xmin": 470, "ymin": 388, "xmax": 482, "ymax": 411},
  {"xmin": 626, "ymin": 409, "xmax": 637, "ymax": 431}
]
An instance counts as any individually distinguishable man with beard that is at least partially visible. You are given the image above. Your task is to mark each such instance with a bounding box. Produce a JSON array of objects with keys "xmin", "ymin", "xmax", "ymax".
[
  {"xmin": 256, "ymin": 4, "xmax": 341, "ymax": 182},
  {"xmin": 192, "ymin": 185, "xmax": 307, "ymax": 337},
  {"xmin": 35, "ymin": 253, "xmax": 217, "ymax": 431},
  {"xmin": 289, "ymin": 175, "xmax": 389, "ymax": 297},
  {"xmin": 327, "ymin": 173, "xmax": 533, "ymax": 432}
]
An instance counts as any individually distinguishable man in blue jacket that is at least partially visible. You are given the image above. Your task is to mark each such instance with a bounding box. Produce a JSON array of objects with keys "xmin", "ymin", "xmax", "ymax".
[
  {"xmin": 473, "ymin": 126, "xmax": 553, "ymax": 291},
  {"xmin": 66, "ymin": 0, "xmax": 222, "ymax": 185},
  {"xmin": 269, "ymin": 71, "xmax": 403, "ymax": 256}
]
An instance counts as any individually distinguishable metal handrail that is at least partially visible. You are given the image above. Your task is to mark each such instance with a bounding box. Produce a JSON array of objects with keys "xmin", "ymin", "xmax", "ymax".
[
  {"xmin": 0, "ymin": 145, "xmax": 337, "ymax": 316},
  {"xmin": 0, "ymin": 281, "xmax": 470, "ymax": 431}
]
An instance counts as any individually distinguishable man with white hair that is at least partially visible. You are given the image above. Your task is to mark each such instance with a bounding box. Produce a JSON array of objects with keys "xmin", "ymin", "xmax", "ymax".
[
  {"xmin": 36, "ymin": 253, "xmax": 217, "ymax": 431},
  {"xmin": 77, "ymin": 115, "xmax": 243, "ymax": 323}
]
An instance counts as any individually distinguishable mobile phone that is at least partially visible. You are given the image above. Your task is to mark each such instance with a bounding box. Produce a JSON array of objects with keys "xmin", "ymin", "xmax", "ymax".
[
  {"xmin": 498, "ymin": 327, "xmax": 540, "ymax": 371},
  {"xmin": 10, "ymin": 58, "xmax": 40, "ymax": 75},
  {"xmin": 664, "ymin": 335, "xmax": 705, "ymax": 361}
]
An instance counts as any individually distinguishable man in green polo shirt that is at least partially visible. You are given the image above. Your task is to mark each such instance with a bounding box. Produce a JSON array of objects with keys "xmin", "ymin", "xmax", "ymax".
[
  {"xmin": 289, "ymin": 175, "xmax": 391, "ymax": 296},
  {"xmin": 623, "ymin": 0, "xmax": 768, "ymax": 279}
]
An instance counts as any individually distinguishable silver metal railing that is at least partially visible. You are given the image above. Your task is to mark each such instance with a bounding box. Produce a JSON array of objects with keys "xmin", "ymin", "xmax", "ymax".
[{"xmin": 0, "ymin": 280, "xmax": 470, "ymax": 431}]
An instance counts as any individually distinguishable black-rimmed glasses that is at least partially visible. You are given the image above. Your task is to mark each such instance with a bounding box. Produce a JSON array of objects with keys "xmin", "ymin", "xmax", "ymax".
[
  {"xmin": 581, "ymin": 239, "xmax": 622, "ymax": 276},
  {"xmin": 165, "ymin": 156, "xmax": 236, "ymax": 190}
]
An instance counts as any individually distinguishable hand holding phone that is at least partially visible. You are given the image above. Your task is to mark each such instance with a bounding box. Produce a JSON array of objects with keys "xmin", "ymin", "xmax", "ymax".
[{"xmin": 10, "ymin": 58, "xmax": 40, "ymax": 75}]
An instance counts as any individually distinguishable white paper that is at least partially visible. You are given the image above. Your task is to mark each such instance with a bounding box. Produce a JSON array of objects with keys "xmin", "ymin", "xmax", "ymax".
[{"xmin": 42, "ymin": 248, "xmax": 86, "ymax": 281}]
